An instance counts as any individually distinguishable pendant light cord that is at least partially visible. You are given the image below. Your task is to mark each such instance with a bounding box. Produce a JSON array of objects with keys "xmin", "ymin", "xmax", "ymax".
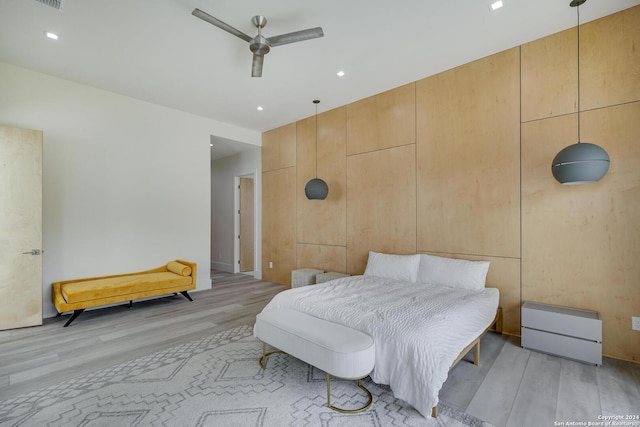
[
  {"xmin": 576, "ymin": 5, "xmax": 581, "ymax": 143},
  {"xmin": 313, "ymin": 100, "xmax": 320, "ymax": 178}
]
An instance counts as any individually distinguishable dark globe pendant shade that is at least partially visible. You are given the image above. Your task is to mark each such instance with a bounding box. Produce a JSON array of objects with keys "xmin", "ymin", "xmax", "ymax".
[
  {"xmin": 551, "ymin": 142, "xmax": 610, "ymax": 185},
  {"xmin": 305, "ymin": 99, "xmax": 329, "ymax": 200},
  {"xmin": 304, "ymin": 177, "xmax": 328, "ymax": 200}
]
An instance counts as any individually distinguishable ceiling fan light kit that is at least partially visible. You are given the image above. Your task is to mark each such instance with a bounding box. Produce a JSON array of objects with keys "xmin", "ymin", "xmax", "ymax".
[
  {"xmin": 192, "ymin": 8, "xmax": 324, "ymax": 77},
  {"xmin": 551, "ymin": 0, "xmax": 610, "ymax": 185}
]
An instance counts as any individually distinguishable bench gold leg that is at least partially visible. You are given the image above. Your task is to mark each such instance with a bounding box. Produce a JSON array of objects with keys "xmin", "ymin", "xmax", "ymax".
[
  {"xmin": 326, "ymin": 373, "xmax": 373, "ymax": 414},
  {"xmin": 258, "ymin": 342, "xmax": 286, "ymax": 369},
  {"xmin": 257, "ymin": 340, "xmax": 372, "ymax": 413}
]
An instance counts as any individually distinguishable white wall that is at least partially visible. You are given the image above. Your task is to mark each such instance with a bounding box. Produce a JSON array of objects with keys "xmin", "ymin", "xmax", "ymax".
[
  {"xmin": 211, "ymin": 149, "xmax": 261, "ymax": 277},
  {"xmin": 0, "ymin": 62, "xmax": 261, "ymax": 318}
]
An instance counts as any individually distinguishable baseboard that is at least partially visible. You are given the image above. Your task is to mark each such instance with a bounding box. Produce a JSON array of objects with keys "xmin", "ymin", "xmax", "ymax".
[
  {"xmin": 603, "ymin": 353, "xmax": 640, "ymax": 364},
  {"xmin": 210, "ymin": 261, "xmax": 234, "ymax": 272}
]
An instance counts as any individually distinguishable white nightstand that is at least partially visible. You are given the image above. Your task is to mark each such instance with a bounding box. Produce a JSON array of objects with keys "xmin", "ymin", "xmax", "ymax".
[{"xmin": 521, "ymin": 301, "xmax": 602, "ymax": 366}]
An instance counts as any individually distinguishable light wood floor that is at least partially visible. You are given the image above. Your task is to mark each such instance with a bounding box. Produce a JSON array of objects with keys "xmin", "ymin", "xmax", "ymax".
[{"xmin": 1, "ymin": 271, "xmax": 639, "ymax": 427}]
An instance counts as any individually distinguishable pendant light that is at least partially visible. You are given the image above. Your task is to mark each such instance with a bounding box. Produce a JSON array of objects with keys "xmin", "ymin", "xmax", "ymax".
[
  {"xmin": 304, "ymin": 100, "xmax": 329, "ymax": 200},
  {"xmin": 551, "ymin": 0, "xmax": 609, "ymax": 185}
]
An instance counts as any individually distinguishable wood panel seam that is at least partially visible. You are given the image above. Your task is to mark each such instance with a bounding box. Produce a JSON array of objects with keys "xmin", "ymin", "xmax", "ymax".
[
  {"xmin": 296, "ymin": 243, "xmax": 347, "ymax": 248},
  {"xmin": 521, "ymin": 99, "xmax": 640, "ymax": 124},
  {"xmin": 345, "ymin": 142, "xmax": 416, "ymax": 158},
  {"xmin": 262, "ymin": 166, "xmax": 297, "ymax": 173},
  {"xmin": 519, "ymin": 45, "xmax": 524, "ymax": 322},
  {"xmin": 418, "ymin": 251, "xmax": 522, "ymax": 261}
]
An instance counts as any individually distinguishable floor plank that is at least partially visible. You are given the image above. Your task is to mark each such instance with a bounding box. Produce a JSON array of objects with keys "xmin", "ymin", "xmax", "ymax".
[
  {"xmin": 439, "ymin": 331, "xmax": 508, "ymax": 412},
  {"xmin": 555, "ymin": 358, "xmax": 602, "ymax": 422},
  {"xmin": 465, "ymin": 336, "xmax": 532, "ymax": 426},
  {"xmin": 597, "ymin": 357, "xmax": 640, "ymax": 418},
  {"xmin": 505, "ymin": 352, "xmax": 562, "ymax": 427}
]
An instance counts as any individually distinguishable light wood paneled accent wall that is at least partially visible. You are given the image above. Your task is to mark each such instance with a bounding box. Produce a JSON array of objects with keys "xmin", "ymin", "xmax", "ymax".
[
  {"xmin": 346, "ymin": 83, "xmax": 416, "ymax": 155},
  {"xmin": 262, "ymin": 167, "xmax": 296, "ymax": 286},
  {"xmin": 521, "ymin": 7, "xmax": 640, "ymax": 361},
  {"xmin": 521, "ymin": 28, "xmax": 578, "ymax": 122},
  {"xmin": 416, "ymin": 48, "xmax": 521, "ymax": 259},
  {"xmin": 415, "ymin": 48, "xmax": 521, "ymax": 335},
  {"xmin": 262, "ymin": 123, "xmax": 297, "ymax": 285},
  {"xmin": 262, "ymin": 123, "xmax": 296, "ymax": 172},
  {"xmin": 296, "ymin": 107, "xmax": 347, "ymax": 246},
  {"xmin": 580, "ymin": 6, "xmax": 640, "ymax": 111},
  {"xmin": 346, "ymin": 145, "xmax": 417, "ymax": 274},
  {"xmin": 521, "ymin": 104, "xmax": 640, "ymax": 360},
  {"xmin": 297, "ymin": 243, "xmax": 347, "ymax": 274},
  {"xmin": 261, "ymin": 6, "xmax": 640, "ymax": 361}
]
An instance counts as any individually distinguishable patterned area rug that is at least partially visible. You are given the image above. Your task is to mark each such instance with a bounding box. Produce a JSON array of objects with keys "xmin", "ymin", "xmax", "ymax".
[{"xmin": 0, "ymin": 325, "xmax": 495, "ymax": 426}]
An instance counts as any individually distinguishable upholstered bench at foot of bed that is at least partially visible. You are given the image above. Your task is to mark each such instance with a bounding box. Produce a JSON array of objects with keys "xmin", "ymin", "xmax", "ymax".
[{"xmin": 254, "ymin": 308, "xmax": 375, "ymax": 414}]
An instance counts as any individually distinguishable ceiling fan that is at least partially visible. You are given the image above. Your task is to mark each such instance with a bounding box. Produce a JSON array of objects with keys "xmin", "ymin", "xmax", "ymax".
[{"xmin": 192, "ymin": 8, "xmax": 324, "ymax": 78}]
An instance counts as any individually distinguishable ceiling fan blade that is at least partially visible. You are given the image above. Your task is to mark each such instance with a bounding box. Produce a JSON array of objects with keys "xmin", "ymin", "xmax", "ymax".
[
  {"xmin": 192, "ymin": 8, "xmax": 252, "ymax": 43},
  {"xmin": 267, "ymin": 27, "xmax": 324, "ymax": 47},
  {"xmin": 252, "ymin": 54, "xmax": 264, "ymax": 78}
]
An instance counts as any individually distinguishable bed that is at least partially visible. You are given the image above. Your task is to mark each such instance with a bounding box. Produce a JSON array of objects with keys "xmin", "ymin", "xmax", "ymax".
[{"xmin": 255, "ymin": 252, "xmax": 500, "ymax": 418}]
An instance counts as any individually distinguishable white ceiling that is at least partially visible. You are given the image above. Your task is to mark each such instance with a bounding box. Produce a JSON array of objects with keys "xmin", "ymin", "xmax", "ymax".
[
  {"xmin": 1, "ymin": 0, "xmax": 638, "ymax": 139},
  {"xmin": 210, "ymin": 135, "xmax": 259, "ymax": 161}
]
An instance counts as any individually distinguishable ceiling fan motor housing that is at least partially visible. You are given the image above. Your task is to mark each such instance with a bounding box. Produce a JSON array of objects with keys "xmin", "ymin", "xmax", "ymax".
[{"xmin": 250, "ymin": 35, "xmax": 271, "ymax": 55}]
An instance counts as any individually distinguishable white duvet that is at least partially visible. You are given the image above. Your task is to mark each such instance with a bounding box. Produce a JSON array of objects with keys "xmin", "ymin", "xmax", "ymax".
[{"xmin": 258, "ymin": 275, "xmax": 499, "ymax": 417}]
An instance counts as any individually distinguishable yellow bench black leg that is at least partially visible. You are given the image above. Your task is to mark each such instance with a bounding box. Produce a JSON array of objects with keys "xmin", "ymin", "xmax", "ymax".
[
  {"xmin": 180, "ymin": 291, "xmax": 193, "ymax": 301},
  {"xmin": 63, "ymin": 309, "xmax": 85, "ymax": 327}
]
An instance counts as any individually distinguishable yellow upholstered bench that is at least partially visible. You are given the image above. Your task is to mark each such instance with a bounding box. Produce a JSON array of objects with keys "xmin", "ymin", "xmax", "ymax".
[{"xmin": 52, "ymin": 260, "xmax": 197, "ymax": 327}]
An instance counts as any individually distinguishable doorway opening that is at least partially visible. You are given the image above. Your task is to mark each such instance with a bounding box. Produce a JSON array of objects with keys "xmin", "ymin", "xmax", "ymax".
[{"xmin": 234, "ymin": 174, "xmax": 257, "ymax": 276}]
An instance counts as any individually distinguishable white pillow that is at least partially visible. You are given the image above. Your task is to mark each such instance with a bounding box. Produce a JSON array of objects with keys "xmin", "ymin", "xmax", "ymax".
[
  {"xmin": 363, "ymin": 251, "xmax": 421, "ymax": 283},
  {"xmin": 416, "ymin": 254, "xmax": 490, "ymax": 291}
]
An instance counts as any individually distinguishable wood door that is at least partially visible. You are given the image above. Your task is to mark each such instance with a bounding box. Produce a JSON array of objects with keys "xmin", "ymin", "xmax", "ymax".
[
  {"xmin": 239, "ymin": 177, "xmax": 254, "ymax": 272},
  {"xmin": 0, "ymin": 126, "xmax": 43, "ymax": 330}
]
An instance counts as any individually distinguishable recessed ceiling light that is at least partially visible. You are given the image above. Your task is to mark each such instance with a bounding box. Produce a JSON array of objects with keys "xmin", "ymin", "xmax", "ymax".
[
  {"xmin": 490, "ymin": 0, "xmax": 503, "ymax": 11},
  {"xmin": 44, "ymin": 31, "xmax": 59, "ymax": 40},
  {"xmin": 257, "ymin": 106, "xmax": 264, "ymax": 111},
  {"xmin": 337, "ymin": 70, "xmax": 345, "ymax": 77}
]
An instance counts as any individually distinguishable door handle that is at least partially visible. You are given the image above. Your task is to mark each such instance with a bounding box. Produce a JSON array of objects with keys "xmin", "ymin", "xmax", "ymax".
[{"xmin": 22, "ymin": 249, "xmax": 41, "ymax": 255}]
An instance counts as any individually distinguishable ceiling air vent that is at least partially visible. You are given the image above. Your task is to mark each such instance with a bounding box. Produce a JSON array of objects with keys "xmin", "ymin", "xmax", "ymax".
[{"xmin": 35, "ymin": 0, "xmax": 64, "ymax": 10}]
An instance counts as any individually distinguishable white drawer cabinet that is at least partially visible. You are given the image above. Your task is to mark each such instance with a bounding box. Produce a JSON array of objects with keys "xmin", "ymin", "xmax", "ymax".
[{"xmin": 521, "ymin": 301, "xmax": 602, "ymax": 366}]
